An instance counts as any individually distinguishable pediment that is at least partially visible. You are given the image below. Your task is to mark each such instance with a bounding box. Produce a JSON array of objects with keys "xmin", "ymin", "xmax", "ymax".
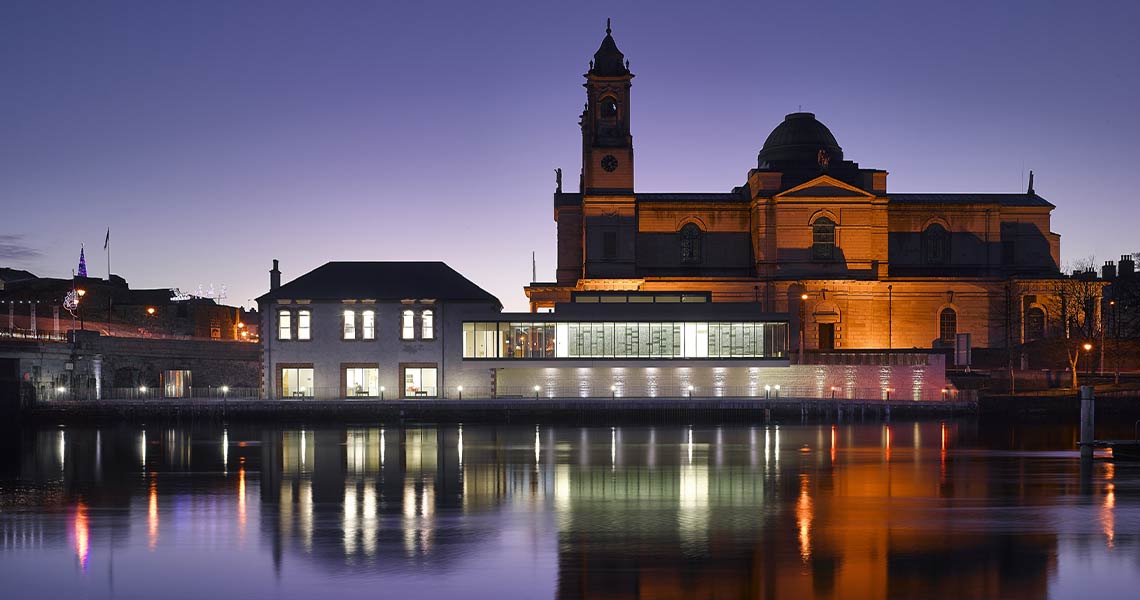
[{"xmin": 775, "ymin": 175, "xmax": 876, "ymax": 199}]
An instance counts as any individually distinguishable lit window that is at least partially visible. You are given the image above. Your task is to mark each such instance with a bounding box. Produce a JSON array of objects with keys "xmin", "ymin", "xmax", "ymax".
[
  {"xmin": 422, "ymin": 310, "xmax": 434, "ymax": 339},
  {"xmin": 401, "ymin": 310, "xmax": 415, "ymax": 340},
  {"xmin": 281, "ymin": 367, "xmax": 314, "ymax": 398},
  {"xmin": 362, "ymin": 310, "xmax": 375, "ymax": 340},
  {"xmin": 680, "ymin": 223, "xmax": 702, "ymax": 264},
  {"xmin": 297, "ymin": 310, "xmax": 310, "ymax": 340},
  {"xmin": 404, "ymin": 366, "xmax": 437, "ymax": 398},
  {"xmin": 345, "ymin": 367, "xmax": 379, "ymax": 397},
  {"xmin": 278, "ymin": 310, "xmax": 292, "ymax": 340},
  {"xmin": 939, "ymin": 308, "xmax": 957, "ymax": 342},
  {"xmin": 812, "ymin": 218, "xmax": 836, "ymax": 261},
  {"xmin": 343, "ymin": 310, "xmax": 356, "ymax": 340}
]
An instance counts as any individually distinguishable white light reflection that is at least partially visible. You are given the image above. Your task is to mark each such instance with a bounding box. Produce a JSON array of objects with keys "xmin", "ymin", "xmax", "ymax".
[
  {"xmin": 535, "ymin": 426, "xmax": 541, "ymax": 464},
  {"xmin": 140, "ymin": 429, "xmax": 147, "ymax": 469},
  {"xmin": 58, "ymin": 430, "xmax": 65, "ymax": 472},
  {"xmin": 796, "ymin": 473, "xmax": 812, "ymax": 562},
  {"xmin": 222, "ymin": 429, "xmax": 229, "ymax": 475},
  {"xmin": 610, "ymin": 427, "xmax": 616, "ymax": 470}
]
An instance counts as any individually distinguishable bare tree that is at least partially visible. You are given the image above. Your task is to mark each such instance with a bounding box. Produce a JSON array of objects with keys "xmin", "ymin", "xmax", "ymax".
[{"xmin": 1042, "ymin": 257, "xmax": 1104, "ymax": 388}]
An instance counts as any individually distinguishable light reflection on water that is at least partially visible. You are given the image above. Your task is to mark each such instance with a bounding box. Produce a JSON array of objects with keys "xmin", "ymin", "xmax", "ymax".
[{"xmin": 0, "ymin": 420, "xmax": 1139, "ymax": 599}]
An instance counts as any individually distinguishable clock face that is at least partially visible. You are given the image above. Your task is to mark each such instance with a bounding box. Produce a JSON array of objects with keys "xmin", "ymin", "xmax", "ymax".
[{"xmin": 601, "ymin": 155, "xmax": 618, "ymax": 172}]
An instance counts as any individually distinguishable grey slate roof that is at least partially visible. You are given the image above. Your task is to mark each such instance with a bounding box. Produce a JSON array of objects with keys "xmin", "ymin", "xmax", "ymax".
[
  {"xmin": 257, "ymin": 261, "xmax": 501, "ymax": 306},
  {"xmin": 889, "ymin": 193, "xmax": 1054, "ymax": 208}
]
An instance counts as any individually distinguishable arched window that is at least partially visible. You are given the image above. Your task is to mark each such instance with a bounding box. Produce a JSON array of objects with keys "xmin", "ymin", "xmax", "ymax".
[
  {"xmin": 599, "ymin": 96, "xmax": 619, "ymax": 118},
  {"xmin": 923, "ymin": 223, "xmax": 950, "ymax": 265},
  {"xmin": 939, "ymin": 308, "xmax": 957, "ymax": 342},
  {"xmin": 1025, "ymin": 307, "xmax": 1045, "ymax": 341},
  {"xmin": 361, "ymin": 310, "xmax": 375, "ymax": 340},
  {"xmin": 401, "ymin": 310, "xmax": 415, "ymax": 340},
  {"xmin": 812, "ymin": 217, "xmax": 836, "ymax": 261},
  {"xmin": 679, "ymin": 223, "xmax": 702, "ymax": 264},
  {"xmin": 421, "ymin": 309, "xmax": 434, "ymax": 339},
  {"xmin": 343, "ymin": 310, "xmax": 356, "ymax": 340},
  {"xmin": 297, "ymin": 310, "xmax": 310, "ymax": 340}
]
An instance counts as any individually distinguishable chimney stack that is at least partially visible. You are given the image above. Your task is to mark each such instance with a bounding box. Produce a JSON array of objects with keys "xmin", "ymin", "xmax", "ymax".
[
  {"xmin": 1120, "ymin": 254, "xmax": 1135, "ymax": 278},
  {"xmin": 1102, "ymin": 260, "xmax": 1117, "ymax": 280},
  {"xmin": 270, "ymin": 259, "xmax": 281, "ymax": 291}
]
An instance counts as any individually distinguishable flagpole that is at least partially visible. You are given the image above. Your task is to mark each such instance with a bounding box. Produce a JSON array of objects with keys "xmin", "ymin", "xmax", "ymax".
[{"xmin": 104, "ymin": 228, "xmax": 111, "ymax": 280}]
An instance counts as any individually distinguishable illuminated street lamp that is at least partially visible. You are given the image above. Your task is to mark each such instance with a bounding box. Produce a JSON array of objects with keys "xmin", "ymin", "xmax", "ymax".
[
  {"xmin": 765, "ymin": 384, "xmax": 771, "ymax": 400},
  {"xmin": 610, "ymin": 384, "xmax": 616, "ymax": 400},
  {"xmin": 457, "ymin": 385, "xmax": 463, "ymax": 400},
  {"xmin": 687, "ymin": 384, "xmax": 694, "ymax": 398},
  {"xmin": 799, "ymin": 293, "xmax": 808, "ymax": 364},
  {"xmin": 774, "ymin": 384, "xmax": 781, "ymax": 398},
  {"xmin": 1083, "ymin": 342, "xmax": 1093, "ymax": 377},
  {"xmin": 76, "ymin": 288, "xmax": 86, "ymax": 331},
  {"xmin": 534, "ymin": 384, "xmax": 541, "ymax": 400},
  {"xmin": 380, "ymin": 386, "xmax": 385, "ymax": 401}
]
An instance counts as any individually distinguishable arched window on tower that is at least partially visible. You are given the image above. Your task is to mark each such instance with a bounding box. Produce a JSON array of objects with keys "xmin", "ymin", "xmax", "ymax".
[
  {"xmin": 939, "ymin": 308, "xmax": 957, "ymax": 343},
  {"xmin": 1025, "ymin": 307, "xmax": 1045, "ymax": 342},
  {"xmin": 812, "ymin": 217, "xmax": 836, "ymax": 261},
  {"xmin": 680, "ymin": 223, "xmax": 702, "ymax": 264},
  {"xmin": 599, "ymin": 96, "xmax": 619, "ymax": 118},
  {"xmin": 923, "ymin": 223, "xmax": 951, "ymax": 265}
]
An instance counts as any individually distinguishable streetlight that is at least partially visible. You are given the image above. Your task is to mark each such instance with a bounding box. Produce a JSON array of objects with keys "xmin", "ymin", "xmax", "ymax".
[
  {"xmin": 1083, "ymin": 342, "xmax": 1093, "ymax": 377},
  {"xmin": 765, "ymin": 384, "xmax": 771, "ymax": 400},
  {"xmin": 885, "ymin": 387, "xmax": 893, "ymax": 402},
  {"xmin": 457, "ymin": 385, "xmax": 463, "ymax": 400},
  {"xmin": 687, "ymin": 384, "xmax": 694, "ymax": 398},
  {"xmin": 799, "ymin": 293, "xmax": 808, "ymax": 364},
  {"xmin": 610, "ymin": 384, "xmax": 616, "ymax": 400},
  {"xmin": 380, "ymin": 386, "xmax": 385, "ymax": 401},
  {"xmin": 774, "ymin": 384, "xmax": 781, "ymax": 399},
  {"xmin": 831, "ymin": 386, "xmax": 838, "ymax": 400},
  {"xmin": 76, "ymin": 288, "xmax": 86, "ymax": 331},
  {"xmin": 534, "ymin": 384, "xmax": 541, "ymax": 400}
]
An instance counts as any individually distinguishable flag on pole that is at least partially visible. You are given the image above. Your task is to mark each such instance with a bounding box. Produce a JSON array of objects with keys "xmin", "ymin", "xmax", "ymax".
[{"xmin": 104, "ymin": 228, "xmax": 110, "ymax": 250}]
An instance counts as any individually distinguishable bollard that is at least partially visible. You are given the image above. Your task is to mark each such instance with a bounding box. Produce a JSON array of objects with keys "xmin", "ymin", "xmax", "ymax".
[{"xmin": 1080, "ymin": 386, "xmax": 1095, "ymax": 460}]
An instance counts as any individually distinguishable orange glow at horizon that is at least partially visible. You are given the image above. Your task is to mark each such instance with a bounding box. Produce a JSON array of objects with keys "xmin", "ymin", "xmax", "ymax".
[{"xmin": 73, "ymin": 500, "xmax": 89, "ymax": 571}]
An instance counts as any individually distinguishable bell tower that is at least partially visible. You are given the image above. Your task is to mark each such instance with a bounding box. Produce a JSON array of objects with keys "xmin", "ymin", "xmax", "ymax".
[
  {"xmin": 581, "ymin": 19, "xmax": 634, "ymax": 193},
  {"xmin": 580, "ymin": 20, "xmax": 637, "ymax": 279}
]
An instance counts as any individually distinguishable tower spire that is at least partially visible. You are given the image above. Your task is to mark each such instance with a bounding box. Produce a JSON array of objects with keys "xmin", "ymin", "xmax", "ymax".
[{"xmin": 77, "ymin": 246, "xmax": 87, "ymax": 278}]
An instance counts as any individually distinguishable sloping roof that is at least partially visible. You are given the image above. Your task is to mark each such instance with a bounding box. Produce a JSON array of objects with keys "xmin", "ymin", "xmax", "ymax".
[
  {"xmin": 0, "ymin": 267, "xmax": 36, "ymax": 282},
  {"xmin": 257, "ymin": 261, "xmax": 501, "ymax": 306},
  {"xmin": 889, "ymin": 193, "xmax": 1054, "ymax": 208}
]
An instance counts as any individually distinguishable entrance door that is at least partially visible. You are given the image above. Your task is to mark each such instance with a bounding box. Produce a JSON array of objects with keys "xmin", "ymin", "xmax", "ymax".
[{"xmin": 818, "ymin": 323, "xmax": 835, "ymax": 350}]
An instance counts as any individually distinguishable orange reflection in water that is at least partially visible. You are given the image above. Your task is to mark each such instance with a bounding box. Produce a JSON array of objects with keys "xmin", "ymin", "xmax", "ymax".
[
  {"xmin": 796, "ymin": 474, "xmax": 812, "ymax": 562},
  {"xmin": 73, "ymin": 500, "xmax": 89, "ymax": 571},
  {"xmin": 148, "ymin": 477, "xmax": 158, "ymax": 550},
  {"xmin": 884, "ymin": 425, "xmax": 892, "ymax": 463},
  {"xmin": 238, "ymin": 466, "xmax": 247, "ymax": 538},
  {"xmin": 830, "ymin": 425, "xmax": 837, "ymax": 465}
]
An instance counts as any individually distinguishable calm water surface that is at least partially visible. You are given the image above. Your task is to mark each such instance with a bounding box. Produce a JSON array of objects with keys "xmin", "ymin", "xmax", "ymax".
[{"xmin": 1, "ymin": 419, "xmax": 1138, "ymax": 599}]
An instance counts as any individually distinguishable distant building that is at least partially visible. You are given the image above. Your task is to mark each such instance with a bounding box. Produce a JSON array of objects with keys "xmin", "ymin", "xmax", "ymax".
[{"xmin": 526, "ymin": 25, "xmax": 1066, "ymax": 354}]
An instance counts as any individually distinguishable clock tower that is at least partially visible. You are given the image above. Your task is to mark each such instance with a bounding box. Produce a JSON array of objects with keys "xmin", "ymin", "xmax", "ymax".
[
  {"xmin": 580, "ymin": 20, "xmax": 637, "ymax": 278},
  {"xmin": 581, "ymin": 19, "xmax": 634, "ymax": 193}
]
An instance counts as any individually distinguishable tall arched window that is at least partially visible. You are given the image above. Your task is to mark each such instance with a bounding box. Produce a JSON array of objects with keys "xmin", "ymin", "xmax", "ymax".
[
  {"xmin": 278, "ymin": 310, "xmax": 292, "ymax": 340},
  {"xmin": 1025, "ymin": 307, "xmax": 1045, "ymax": 341},
  {"xmin": 680, "ymin": 223, "xmax": 702, "ymax": 264},
  {"xmin": 923, "ymin": 224, "xmax": 950, "ymax": 265},
  {"xmin": 812, "ymin": 217, "xmax": 836, "ymax": 261},
  {"xmin": 401, "ymin": 310, "xmax": 415, "ymax": 340},
  {"xmin": 421, "ymin": 309, "xmax": 434, "ymax": 339},
  {"xmin": 939, "ymin": 308, "xmax": 957, "ymax": 342}
]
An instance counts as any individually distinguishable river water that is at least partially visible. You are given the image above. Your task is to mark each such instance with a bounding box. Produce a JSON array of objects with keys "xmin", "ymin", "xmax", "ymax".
[{"xmin": 1, "ymin": 420, "xmax": 1137, "ymax": 599}]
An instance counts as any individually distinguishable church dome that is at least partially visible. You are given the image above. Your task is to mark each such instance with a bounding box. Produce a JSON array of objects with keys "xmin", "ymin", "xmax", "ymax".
[{"xmin": 757, "ymin": 112, "xmax": 843, "ymax": 165}]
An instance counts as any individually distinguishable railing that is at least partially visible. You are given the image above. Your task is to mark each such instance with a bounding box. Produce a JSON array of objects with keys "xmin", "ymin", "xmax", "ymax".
[{"xmin": 0, "ymin": 328, "xmax": 68, "ymax": 342}]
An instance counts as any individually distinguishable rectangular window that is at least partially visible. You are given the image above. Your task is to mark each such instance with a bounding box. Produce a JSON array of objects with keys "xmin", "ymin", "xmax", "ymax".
[
  {"xmin": 343, "ymin": 310, "xmax": 356, "ymax": 340},
  {"xmin": 297, "ymin": 310, "xmax": 310, "ymax": 340},
  {"xmin": 281, "ymin": 367, "xmax": 314, "ymax": 398},
  {"xmin": 162, "ymin": 369, "xmax": 192, "ymax": 398},
  {"xmin": 422, "ymin": 310, "xmax": 434, "ymax": 339},
  {"xmin": 345, "ymin": 367, "xmax": 379, "ymax": 397},
  {"xmin": 602, "ymin": 231, "xmax": 617, "ymax": 259},
  {"xmin": 401, "ymin": 310, "xmax": 415, "ymax": 340},
  {"xmin": 403, "ymin": 366, "xmax": 437, "ymax": 398},
  {"xmin": 278, "ymin": 310, "xmax": 292, "ymax": 340},
  {"xmin": 362, "ymin": 310, "xmax": 375, "ymax": 340}
]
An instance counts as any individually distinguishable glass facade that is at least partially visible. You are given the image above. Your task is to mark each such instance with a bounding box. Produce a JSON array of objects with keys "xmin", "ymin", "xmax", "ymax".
[{"xmin": 462, "ymin": 321, "xmax": 787, "ymax": 359}]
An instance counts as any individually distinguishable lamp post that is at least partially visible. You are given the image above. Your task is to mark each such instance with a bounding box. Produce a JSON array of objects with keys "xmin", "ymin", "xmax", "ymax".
[
  {"xmin": 457, "ymin": 385, "xmax": 463, "ymax": 400},
  {"xmin": 831, "ymin": 386, "xmax": 837, "ymax": 400},
  {"xmin": 774, "ymin": 384, "xmax": 781, "ymax": 398},
  {"xmin": 687, "ymin": 384, "xmax": 694, "ymax": 398},
  {"xmin": 887, "ymin": 284, "xmax": 893, "ymax": 349},
  {"xmin": 534, "ymin": 384, "xmax": 541, "ymax": 400},
  {"xmin": 799, "ymin": 293, "xmax": 808, "ymax": 364},
  {"xmin": 765, "ymin": 384, "xmax": 771, "ymax": 400},
  {"xmin": 1083, "ymin": 342, "xmax": 1093, "ymax": 378},
  {"xmin": 610, "ymin": 384, "xmax": 616, "ymax": 400},
  {"xmin": 380, "ymin": 386, "xmax": 385, "ymax": 401},
  {"xmin": 76, "ymin": 288, "xmax": 86, "ymax": 331}
]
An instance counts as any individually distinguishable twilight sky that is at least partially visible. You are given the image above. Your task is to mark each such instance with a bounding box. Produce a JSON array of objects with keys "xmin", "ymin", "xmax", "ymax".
[{"xmin": 2, "ymin": 0, "xmax": 1138, "ymax": 311}]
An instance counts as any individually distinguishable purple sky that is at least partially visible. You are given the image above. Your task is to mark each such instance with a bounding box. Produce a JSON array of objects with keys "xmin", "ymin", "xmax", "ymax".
[{"xmin": 3, "ymin": 1, "xmax": 1138, "ymax": 311}]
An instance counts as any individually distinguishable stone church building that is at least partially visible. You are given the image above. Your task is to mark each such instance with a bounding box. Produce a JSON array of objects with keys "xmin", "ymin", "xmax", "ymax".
[{"xmin": 525, "ymin": 24, "xmax": 1063, "ymax": 354}]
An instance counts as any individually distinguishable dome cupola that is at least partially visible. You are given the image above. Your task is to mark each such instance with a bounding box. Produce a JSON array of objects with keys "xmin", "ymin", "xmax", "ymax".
[{"xmin": 757, "ymin": 112, "xmax": 843, "ymax": 166}]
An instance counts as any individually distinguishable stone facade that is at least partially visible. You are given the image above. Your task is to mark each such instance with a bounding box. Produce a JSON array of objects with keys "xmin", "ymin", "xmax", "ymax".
[{"xmin": 528, "ymin": 28, "xmax": 1067, "ymax": 355}]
